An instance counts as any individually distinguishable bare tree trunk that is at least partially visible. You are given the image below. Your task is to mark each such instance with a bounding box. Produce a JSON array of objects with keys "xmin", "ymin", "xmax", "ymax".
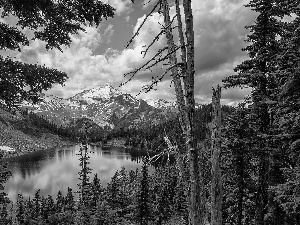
[
  {"xmin": 211, "ymin": 85, "xmax": 222, "ymax": 225},
  {"xmin": 162, "ymin": 0, "xmax": 205, "ymax": 224},
  {"xmin": 237, "ymin": 148, "xmax": 244, "ymax": 225}
]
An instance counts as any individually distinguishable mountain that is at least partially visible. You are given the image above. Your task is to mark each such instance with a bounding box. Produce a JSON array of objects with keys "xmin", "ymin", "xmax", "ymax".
[
  {"xmin": 24, "ymin": 84, "xmax": 178, "ymax": 130},
  {"xmin": 145, "ymin": 99, "xmax": 178, "ymax": 111}
]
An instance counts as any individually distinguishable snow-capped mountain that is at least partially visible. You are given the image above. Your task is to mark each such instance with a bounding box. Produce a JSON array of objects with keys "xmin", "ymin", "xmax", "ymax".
[
  {"xmin": 25, "ymin": 84, "xmax": 178, "ymax": 129},
  {"xmin": 146, "ymin": 99, "xmax": 178, "ymax": 110},
  {"xmin": 146, "ymin": 98, "xmax": 201, "ymax": 110}
]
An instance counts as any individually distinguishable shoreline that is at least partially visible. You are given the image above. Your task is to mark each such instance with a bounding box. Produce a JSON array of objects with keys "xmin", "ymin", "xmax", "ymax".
[{"xmin": 1, "ymin": 139, "xmax": 74, "ymax": 159}]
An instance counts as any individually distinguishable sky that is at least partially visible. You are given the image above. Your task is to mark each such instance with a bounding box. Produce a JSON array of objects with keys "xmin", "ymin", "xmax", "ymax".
[{"xmin": 1, "ymin": 0, "xmax": 258, "ymax": 105}]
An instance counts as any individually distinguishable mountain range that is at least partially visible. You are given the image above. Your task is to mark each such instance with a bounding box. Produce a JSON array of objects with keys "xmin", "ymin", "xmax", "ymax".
[{"xmin": 23, "ymin": 84, "xmax": 182, "ymax": 130}]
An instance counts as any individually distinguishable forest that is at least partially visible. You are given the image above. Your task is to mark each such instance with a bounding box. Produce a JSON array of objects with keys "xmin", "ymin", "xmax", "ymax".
[{"xmin": 1, "ymin": 0, "xmax": 300, "ymax": 224}]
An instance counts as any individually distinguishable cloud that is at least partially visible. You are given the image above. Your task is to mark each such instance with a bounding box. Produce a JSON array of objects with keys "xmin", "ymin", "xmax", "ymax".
[
  {"xmin": 119, "ymin": 0, "xmax": 256, "ymax": 103},
  {"xmin": 5, "ymin": 0, "xmax": 257, "ymax": 105},
  {"xmin": 103, "ymin": 25, "xmax": 114, "ymax": 44},
  {"xmin": 193, "ymin": 0, "xmax": 256, "ymax": 73}
]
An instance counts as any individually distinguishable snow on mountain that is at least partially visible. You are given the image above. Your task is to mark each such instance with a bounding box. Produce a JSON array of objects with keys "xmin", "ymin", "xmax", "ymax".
[
  {"xmin": 70, "ymin": 84, "xmax": 123, "ymax": 103},
  {"xmin": 145, "ymin": 99, "xmax": 177, "ymax": 110},
  {"xmin": 24, "ymin": 84, "xmax": 180, "ymax": 129}
]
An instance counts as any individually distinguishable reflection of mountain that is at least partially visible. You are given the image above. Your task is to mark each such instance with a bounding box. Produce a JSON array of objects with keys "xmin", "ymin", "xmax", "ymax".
[
  {"xmin": 6, "ymin": 149, "xmax": 56, "ymax": 179},
  {"xmin": 4, "ymin": 145, "xmax": 172, "ymax": 202},
  {"xmin": 4, "ymin": 145, "xmax": 144, "ymax": 201}
]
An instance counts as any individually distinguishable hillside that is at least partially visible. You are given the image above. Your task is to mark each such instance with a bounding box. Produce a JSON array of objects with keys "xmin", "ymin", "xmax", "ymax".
[{"xmin": 0, "ymin": 107, "xmax": 73, "ymax": 158}]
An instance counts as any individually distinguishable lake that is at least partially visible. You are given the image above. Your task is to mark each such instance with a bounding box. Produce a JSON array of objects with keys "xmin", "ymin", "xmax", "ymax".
[{"xmin": 4, "ymin": 145, "xmax": 148, "ymax": 202}]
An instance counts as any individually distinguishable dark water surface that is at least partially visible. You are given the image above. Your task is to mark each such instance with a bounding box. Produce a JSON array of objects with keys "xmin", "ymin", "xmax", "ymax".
[{"xmin": 4, "ymin": 145, "xmax": 146, "ymax": 201}]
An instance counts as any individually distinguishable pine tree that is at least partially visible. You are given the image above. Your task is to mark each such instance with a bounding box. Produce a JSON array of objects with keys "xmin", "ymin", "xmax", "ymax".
[
  {"xmin": 268, "ymin": 2, "xmax": 300, "ymax": 222},
  {"xmin": 40, "ymin": 196, "xmax": 48, "ymax": 224},
  {"xmin": 222, "ymin": 104, "xmax": 257, "ymax": 224},
  {"xmin": 45, "ymin": 195, "xmax": 56, "ymax": 225},
  {"xmin": 223, "ymin": 1, "xmax": 287, "ymax": 224},
  {"xmin": 32, "ymin": 189, "xmax": 41, "ymax": 223},
  {"xmin": 0, "ymin": 0, "xmax": 115, "ymax": 109},
  {"xmin": 91, "ymin": 174, "xmax": 104, "ymax": 213},
  {"xmin": 0, "ymin": 151, "xmax": 11, "ymax": 225},
  {"xmin": 64, "ymin": 187, "xmax": 75, "ymax": 224},
  {"xmin": 139, "ymin": 160, "xmax": 150, "ymax": 225},
  {"xmin": 76, "ymin": 142, "xmax": 93, "ymax": 224},
  {"xmin": 16, "ymin": 193, "xmax": 25, "ymax": 224}
]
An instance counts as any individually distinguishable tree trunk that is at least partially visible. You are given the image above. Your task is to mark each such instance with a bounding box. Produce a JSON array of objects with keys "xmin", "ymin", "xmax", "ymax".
[
  {"xmin": 211, "ymin": 85, "xmax": 222, "ymax": 225},
  {"xmin": 237, "ymin": 148, "xmax": 244, "ymax": 225},
  {"xmin": 162, "ymin": 0, "xmax": 205, "ymax": 224}
]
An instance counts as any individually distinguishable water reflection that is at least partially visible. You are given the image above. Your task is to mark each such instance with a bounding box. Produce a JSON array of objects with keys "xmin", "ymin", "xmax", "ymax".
[{"xmin": 4, "ymin": 145, "xmax": 149, "ymax": 202}]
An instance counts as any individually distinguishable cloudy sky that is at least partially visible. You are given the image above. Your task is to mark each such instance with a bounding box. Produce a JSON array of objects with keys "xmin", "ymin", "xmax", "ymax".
[{"xmin": 1, "ymin": 0, "xmax": 258, "ymax": 105}]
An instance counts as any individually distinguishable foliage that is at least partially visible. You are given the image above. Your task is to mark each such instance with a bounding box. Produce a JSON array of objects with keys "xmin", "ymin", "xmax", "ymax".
[
  {"xmin": 0, "ymin": 56, "xmax": 68, "ymax": 109},
  {"xmin": 0, "ymin": 150, "xmax": 11, "ymax": 224},
  {"xmin": 0, "ymin": 0, "xmax": 115, "ymax": 109},
  {"xmin": 0, "ymin": 0, "xmax": 115, "ymax": 51}
]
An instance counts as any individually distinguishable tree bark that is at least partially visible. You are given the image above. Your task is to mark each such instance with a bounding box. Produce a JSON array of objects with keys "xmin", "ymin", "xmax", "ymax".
[
  {"xmin": 211, "ymin": 85, "xmax": 222, "ymax": 225},
  {"xmin": 162, "ymin": 0, "xmax": 205, "ymax": 224},
  {"xmin": 237, "ymin": 147, "xmax": 244, "ymax": 225}
]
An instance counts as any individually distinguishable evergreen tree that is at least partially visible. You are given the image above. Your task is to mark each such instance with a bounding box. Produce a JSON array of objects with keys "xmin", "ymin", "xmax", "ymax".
[
  {"xmin": 138, "ymin": 160, "xmax": 150, "ymax": 225},
  {"xmin": 45, "ymin": 195, "xmax": 57, "ymax": 225},
  {"xmin": 268, "ymin": 2, "xmax": 300, "ymax": 222},
  {"xmin": 64, "ymin": 187, "xmax": 75, "ymax": 224},
  {"xmin": 76, "ymin": 142, "xmax": 93, "ymax": 224},
  {"xmin": 0, "ymin": 0, "xmax": 114, "ymax": 109},
  {"xmin": 32, "ymin": 189, "xmax": 42, "ymax": 223},
  {"xmin": 0, "ymin": 151, "xmax": 11, "ymax": 225},
  {"xmin": 16, "ymin": 193, "xmax": 25, "ymax": 224},
  {"xmin": 222, "ymin": 104, "xmax": 257, "ymax": 224},
  {"xmin": 223, "ymin": 1, "xmax": 287, "ymax": 224},
  {"xmin": 40, "ymin": 196, "xmax": 48, "ymax": 224}
]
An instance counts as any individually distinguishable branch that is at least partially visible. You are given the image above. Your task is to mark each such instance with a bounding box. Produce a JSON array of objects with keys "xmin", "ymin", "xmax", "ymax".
[
  {"xmin": 143, "ymin": 45, "xmax": 181, "ymax": 71},
  {"xmin": 141, "ymin": 14, "xmax": 177, "ymax": 58},
  {"xmin": 141, "ymin": 29, "xmax": 165, "ymax": 58},
  {"xmin": 125, "ymin": 0, "xmax": 161, "ymax": 48},
  {"xmin": 120, "ymin": 46, "xmax": 169, "ymax": 87},
  {"xmin": 138, "ymin": 63, "xmax": 182, "ymax": 95}
]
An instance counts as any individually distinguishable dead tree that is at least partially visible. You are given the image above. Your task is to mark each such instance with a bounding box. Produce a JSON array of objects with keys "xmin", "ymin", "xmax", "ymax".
[
  {"xmin": 211, "ymin": 85, "xmax": 222, "ymax": 225},
  {"xmin": 122, "ymin": 0, "xmax": 205, "ymax": 224}
]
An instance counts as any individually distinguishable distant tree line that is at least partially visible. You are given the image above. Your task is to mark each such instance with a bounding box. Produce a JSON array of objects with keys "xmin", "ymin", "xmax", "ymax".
[{"xmin": 107, "ymin": 104, "xmax": 233, "ymax": 152}]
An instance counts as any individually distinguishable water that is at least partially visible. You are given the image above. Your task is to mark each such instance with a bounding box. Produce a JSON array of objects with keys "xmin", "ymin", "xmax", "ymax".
[{"xmin": 4, "ymin": 145, "xmax": 147, "ymax": 201}]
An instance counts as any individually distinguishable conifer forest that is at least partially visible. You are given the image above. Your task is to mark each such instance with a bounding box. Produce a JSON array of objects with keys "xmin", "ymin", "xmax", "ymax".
[{"xmin": 1, "ymin": 0, "xmax": 300, "ymax": 224}]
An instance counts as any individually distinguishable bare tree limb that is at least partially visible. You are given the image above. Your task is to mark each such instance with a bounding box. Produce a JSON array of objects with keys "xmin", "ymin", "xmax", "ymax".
[
  {"xmin": 139, "ymin": 63, "xmax": 182, "ymax": 94},
  {"xmin": 120, "ymin": 45, "xmax": 181, "ymax": 87},
  {"xmin": 141, "ymin": 14, "xmax": 177, "ymax": 58},
  {"xmin": 125, "ymin": 0, "xmax": 161, "ymax": 49}
]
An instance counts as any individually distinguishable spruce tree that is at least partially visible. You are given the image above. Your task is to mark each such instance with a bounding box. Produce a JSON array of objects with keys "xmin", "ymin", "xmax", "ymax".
[
  {"xmin": 222, "ymin": 104, "xmax": 257, "ymax": 224},
  {"xmin": 268, "ymin": 2, "xmax": 300, "ymax": 223},
  {"xmin": 45, "ymin": 195, "xmax": 56, "ymax": 224},
  {"xmin": 64, "ymin": 187, "xmax": 75, "ymax": 224},
  {"xmin": 16, "ymin": 193, "xmax": 25, "ymax": 224},
  {"xmin": 223, "ymin": 1, "xmax": 286, "ymax": 224},
  {"xmin": 76, "ymin": 142, "xmax": 93, "ymax": 224},
  {"xmin": 139, "ymin": 160, "xmax": 150, "ymax": 225},
  {"xmin": 32, "ymin": 189, "xmax": 41, "ymax": 223}
]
